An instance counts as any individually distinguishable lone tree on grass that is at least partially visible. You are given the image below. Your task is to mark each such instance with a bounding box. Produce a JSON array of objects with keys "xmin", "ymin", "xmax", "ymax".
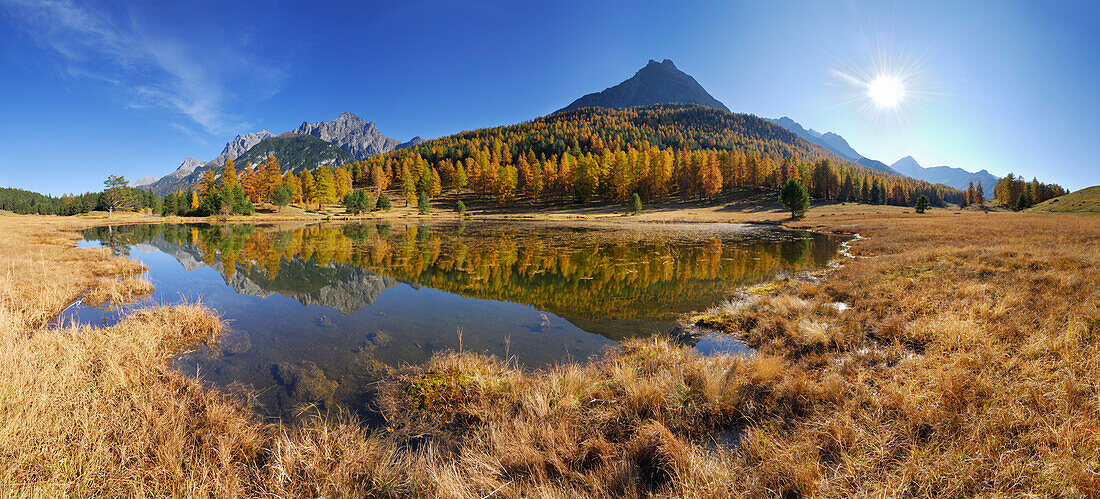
[
  {"xmin": 342, "ymin": 190, "xmax": 373, "ymax": 215},
  {"xmin": 779, "ymin": 179, "xmax": 809, "ymax": 219},
  {"xmin": 456, "ymin": 200, "xmax": 466, "ymax": 216},
  {"xmin": 915, "ymin": 195, "xmax": 930, "ymax": 214},
  {"xmin": 417, "ymin": 191, "xmax": 431, "ymax": 215},
  {"xmin": 271, "ymin": 184, "xmax": 292, "ymax": 212},
  {"xmin": 377, "ymin": 194, "xmax": 392, "ymax": 211},
  {"xmin": 1015, "ymin": 193, "xmax": 1033, "ymax": 211},
  {"xmin": 102, "ymin": 175, "xmax": 132, "ymax": 218},
  {"xmin": 630, "ymin": 192, "xmax": 643, "ymax": 215}
]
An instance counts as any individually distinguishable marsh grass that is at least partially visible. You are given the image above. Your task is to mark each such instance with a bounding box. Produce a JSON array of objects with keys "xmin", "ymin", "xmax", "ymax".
[{"xmin": 2, "ymin": 212, "xmax": 1099, "ymax": 496}]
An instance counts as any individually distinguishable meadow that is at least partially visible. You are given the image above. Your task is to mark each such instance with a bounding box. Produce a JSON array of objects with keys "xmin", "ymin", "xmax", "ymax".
[{"xmin": 1, "ymin": 209, "xmax": 1097, "ymax": 497}]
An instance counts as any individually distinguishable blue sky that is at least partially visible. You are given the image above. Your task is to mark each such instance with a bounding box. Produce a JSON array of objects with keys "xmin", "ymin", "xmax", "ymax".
[{"xmin": 1, "ymin": 0, "xmax": 1097, "ymax": 195}]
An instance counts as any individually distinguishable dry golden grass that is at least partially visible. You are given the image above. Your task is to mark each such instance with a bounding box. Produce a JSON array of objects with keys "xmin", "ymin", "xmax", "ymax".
[
  {"xmin": 1033, "ymin": 185, "xmax": 1100, "ymax": 213},
  {"xmin": 0, "ymin": 219, "xmax": 148, "ymax": 330},
  {"xmin": 1, "ymin": 211, "xmax": 1098, "ymax": 497}
]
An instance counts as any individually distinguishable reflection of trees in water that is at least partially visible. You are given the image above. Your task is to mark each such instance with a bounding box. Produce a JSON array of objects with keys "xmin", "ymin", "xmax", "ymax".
[
  {"xmin": 85, "ymin": 224, "xmax": 162, "ymax": 256},
  {"xmin": 84, "ymin": 223, "xmax": 843, "ymax": 322}
]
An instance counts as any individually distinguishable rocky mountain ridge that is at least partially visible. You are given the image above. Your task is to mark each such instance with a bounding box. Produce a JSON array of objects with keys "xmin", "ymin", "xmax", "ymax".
[
  {"xmin": 294, "ymin": 111, "xmax": 423, "ymax": 160},
  {"xmin": 141, "ymin": 112, "xmax": 418, "ymax": 195},
  {"xmin": 211, "ymin": 130, "xmax": 274, "ymax": 166}
]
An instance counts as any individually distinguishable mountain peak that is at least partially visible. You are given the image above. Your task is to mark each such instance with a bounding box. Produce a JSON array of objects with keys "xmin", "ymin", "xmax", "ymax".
[
  {"xmin": 337, "ymin": 111, "xmax": 367, "ymax": 124},
  {"xmin": 132, "ymin": 175, "xmax": 159, "ymax": 187},
  {"xmin": 644, "ymin": 58, "xmax": 677, "ymax": 70},
  {"xmin": 294, "ymin": 111, "xmax": 402, "ymax": 160},
  {"xmin": 236, "ymin": 129, "xmax": 271, "ymax": 139},
  {"xmin": 891, "ymin": 156, "xmax": 922, "ymax": 171},
  {"xmin": 558, "ymin": 59, "xmax": 729, "ymax": 113},
  {"xmin": 170, "ymin": 157, "xmax": 205, "ymax": 178},
  {"xmin": 211, "ymin": 130, "xmax": 274, "ymax": 166}
]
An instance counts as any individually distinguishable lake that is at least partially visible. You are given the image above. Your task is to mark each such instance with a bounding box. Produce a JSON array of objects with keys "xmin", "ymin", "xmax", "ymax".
[{"xmin": 68, "ymin": 221, "xmax": 846, "ymax": 422}]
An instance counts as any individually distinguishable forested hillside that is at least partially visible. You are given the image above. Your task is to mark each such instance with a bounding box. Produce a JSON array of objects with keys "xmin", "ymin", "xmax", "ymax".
[
  {"xmin": 235, "ymin": 133, "xmax": 355, "ymax": 173},
  {"xmin": 341, "ymin": 104, "xmax": 964, "ymax": 207}
]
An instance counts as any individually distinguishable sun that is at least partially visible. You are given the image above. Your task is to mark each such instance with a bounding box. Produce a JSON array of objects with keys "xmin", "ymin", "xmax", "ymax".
[{"xmin": 867, "ymin": 75, "xmax": 906, "ymax": 108}]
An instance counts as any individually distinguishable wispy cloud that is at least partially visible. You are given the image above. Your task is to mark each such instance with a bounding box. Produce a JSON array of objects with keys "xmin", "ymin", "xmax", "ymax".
[{"xmin": 2, "ymin": 0, "xmax": 286, "ymax": 135}]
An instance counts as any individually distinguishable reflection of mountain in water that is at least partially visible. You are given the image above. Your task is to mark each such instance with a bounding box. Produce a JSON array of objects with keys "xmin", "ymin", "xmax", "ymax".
[
  {"xmin": 88, "ymin": 223, "xmax": 846, "ymax": 338},
  {"xmin": 143, "ymin": 238, "xmax": 400, "ymax": 315}
]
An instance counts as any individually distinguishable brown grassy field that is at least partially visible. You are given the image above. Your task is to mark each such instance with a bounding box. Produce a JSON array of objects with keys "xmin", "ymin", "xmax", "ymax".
[{"xmin": 1, "ymin": 211, "xmax": 1098, "ymax": 496}]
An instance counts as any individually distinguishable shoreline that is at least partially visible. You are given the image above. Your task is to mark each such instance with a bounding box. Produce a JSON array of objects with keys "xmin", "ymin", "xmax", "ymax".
[{"xmin": 37, "ymin": 198, "xmax": 973, "ymax": 232}]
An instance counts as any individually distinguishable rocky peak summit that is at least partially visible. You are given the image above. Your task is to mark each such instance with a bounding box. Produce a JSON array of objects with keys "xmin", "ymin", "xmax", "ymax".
[
  {"xmin": 170, "ymin": 157, "xmax": 205, "ymax": 178},
  {"xmin": 558, "ymin": 58, "xmax": 730, "ymax": 113},
  {"xmin": 212, "ymin": 130, "xmax": 273, "ymax": 166},
  {"xmin": 294, "ymin": 111, "xmax": 402, "ymax": 160}
]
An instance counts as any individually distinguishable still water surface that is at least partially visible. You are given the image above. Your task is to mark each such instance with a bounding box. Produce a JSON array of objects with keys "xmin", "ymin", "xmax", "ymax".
[{"xmin": 68, "ymin": 222, "xmax": 845, "ymax": 421}]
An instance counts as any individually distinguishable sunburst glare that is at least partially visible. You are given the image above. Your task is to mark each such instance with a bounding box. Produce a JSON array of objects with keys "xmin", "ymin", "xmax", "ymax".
[
  {"xmin": 822, "ymin": 33, "xmax": 946, "ymax": 140},
  {"xmin": 867, "ymin": 75, "xmax": 905, "ymax": 108}
]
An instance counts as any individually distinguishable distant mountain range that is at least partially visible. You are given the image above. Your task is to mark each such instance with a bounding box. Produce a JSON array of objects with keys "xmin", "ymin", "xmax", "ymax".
[
  {"xmin": 888, "ymin": 156, "xmax": 998, "ymax": 195},
  {"xmin": 558, "ymin": 59, "xmax": 730, "ymax": 113},
  {"xmin": 141, "ymin": 112, "xmax": 421, "ymax": 195},
  {"xmin": 768, "ymin": 116, "xmax": 998, "ymax": 191},
  {"xmin": 766, "ymin": 117, "xmax": 899, "ymax": 175},
  {"xmin": 141, "ymin": 59, "xmax": 991, "ymax": 198}
]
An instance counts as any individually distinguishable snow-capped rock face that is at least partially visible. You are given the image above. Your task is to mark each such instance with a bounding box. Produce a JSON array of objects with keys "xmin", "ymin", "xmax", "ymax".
[
  {"xmin": 211, "ymin": 130, "xmax": 274, "ymax": 166},
  {"xmin": 132, "ymin": 175, "xmax": 159, "ymax": 187},
  {"xmin": 294, "ymin": 111, "xmax": 403, "ymax": 160},
  {"xmin": 168, "ymin": 157, "xmax": 205, "ymax": 179}
]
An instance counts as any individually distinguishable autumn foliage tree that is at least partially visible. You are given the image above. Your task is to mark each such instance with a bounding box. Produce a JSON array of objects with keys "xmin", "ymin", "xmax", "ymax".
[
  {"xmin": 994, "ymin": 173, "xmax": 1065, "ymax": 207},
  {"xmin": 312, "ymin": 166, "xmax": 336, "ymax": 208},
  {"xmin": 262, "ymin": 155, "xmax": 282, "ymax": 201},
  {"xmin": 299, "ymin": 169, "xmax": 314, "ymax": 206},
  {"xmin": 334, "ymin": 166, "xmax": 352, "ymax": 200},
  {"xmin": 222, "ymin": 158, "xmax": 239, "ymax": 188},
  {"xmin": 198, "ymin": 170, "xmax": 216, "ymax": 196},
  {"xmin": 283, "ymin": 172, "xmax": 303, "ymax": 203}
]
